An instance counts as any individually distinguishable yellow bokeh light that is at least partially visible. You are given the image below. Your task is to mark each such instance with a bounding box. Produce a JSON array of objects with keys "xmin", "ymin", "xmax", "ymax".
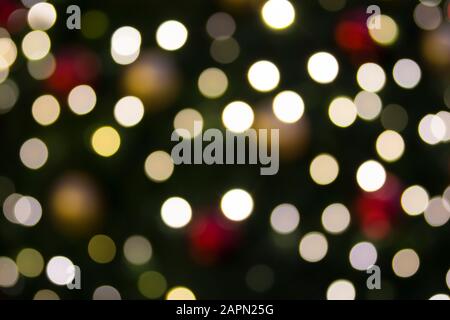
[
  {"xmin": 368, "ymin": 15, "xmax": 399, "ymax": 46},
  {"xmin": 298, "ymin": 232, "xmax": 328, "ymax": 263},
  {"xmin": 0, "ymin": 38, "xmax": 17, "ymax": 69},
  {"xmin": 88, "ymin": 234, "xmax": 116, "ymax": 264},
  {"xmin": 144, "ymin": 151, "xmax": 174, "ymax": 182},
  {"xmin": 173, "ymin": 108, "xmax": 203, "ymax": 139},
  {"xmin": 326, "ymin": 280, "xmax": 356, "ymax": 300},
  {"xmin": 166, "ymin": 286, "xmax": 196, "ymax": 300},
  {"xmin": 198, "ymin": 68, "xmax": 228, "ymax": 99},
  {"xmin": 123, "ymin": 235, "xmax": 152, "ymax": 265},
  {"xmin": 321, "ymin": 203, "xmax": 351, "ymax": 234},
  {"xmin": 32, "ymin": 94, "xmax": 60, "ymax": 126},
  {"xmin": 354, "ymin": 91, "xmax": 382, "ymax": 121},
  {"xmin": 21, "ymin": 30, "xmax": 51, "ymax": 61},
  {"xmin": 20, "ymin": 137, "xmax": 48, "ymax": 170},
  {"xmin": 309, "ymin": 154, "xmax": 339, "ymax": 185},
  {"xmin": 375, "ymin": 130, "xmax": 405, "ymax": 162},
  {"xmin": 33, "ymin": 289, "xmax": 60, "ymax": 300},
  {"xmin": 138, "ymin": 271, "xmax": 167, "ymax": 299},
  {"xmin": 401, "ymin": 185, "xmax": 429, "ymax": 216},
  {"xmin": 68, "ymin": 85, "xmax": 97, "ymax": 115},
  {"xmin": 392, "ymin": 249, "xmax": 420, "ymax": 278},
  {"xmin": 16, "ymin": 248, "xmax": 44, "ymax": 278},
  {"xmin": 0, "ymin": 256, "xmax": 19, "ymax": 288},
  {"xmin": 81, "ymin": 10, "xmax": 109, "ymax": 39},
  {"xmin": 328, "ymin": 96, "xmax": 357, "ymax": 128},
  {"xmin": 91, "ymin": 126, "xmax": 121, "ymax": 157}
]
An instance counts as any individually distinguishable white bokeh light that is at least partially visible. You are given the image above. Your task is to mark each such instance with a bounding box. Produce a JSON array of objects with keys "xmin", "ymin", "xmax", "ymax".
[
  {"xmin": 349, "ymin": 242, "xmax": 378, "ymax": 271},
  {"xmin": 307, "ymin": 52, "xmax": 339, "ymax": 84},
  {"xmin": 21, "ymin": 30, "xmax": 51, "ymax": 61},
  {"xmin": 161, "ymin": 197, "xmax": 192, "ymax": 229},
  {"xmin": 0, "ymin": 256, "xmax": 19, "ymax": 288},
  {"xmin": 27, "ymin": 2, "xmax": 57, "ymax": 31},
  {"xmin": 357, "ymin": 63, "xmax": 386, "ymax": 93},
  {"xmin": 173, "ymin": 108, "xmax": 203, "ymax": 139},
  {"xmin": 392, "ymin": 249, "xmax": 420, "ymax": 278},
  {"xmin": 354, "ymin": 91, "xmax": 382, "ymax": 121},
  {"xmin": 261, "ymin": 0, "xmax": 296, "ymax": 30},
  {"xmin": 328, "ymin": 96, "xmax": 357, "ymax": 128},
  {"xmin": 321, "ymin": 203, "xmax": 351, "ymax": 234},
  {"xmin": 68, "ymin": 85, "xmax": 97, "ymax": 115},
  {"xmin": 111, "ymin": 26, "xmax": 141, "ymax": 65},
  {"xmin": 247, "ymin": 60, "xmax": 280, "ymax": 92},
  {"xmin": 156, "ymin": 20, "xmax": 188, "ymax": 51},
  {"xmin": 375, "ymin": 130, "xmax": 405, "ymax": 162},
  {"xmin": 401, "ymin": 185, "xmax": 429, "ymax": 216},
  {"xmin": 429, "ymin": 294, "xmax": 450, "ymax": 300},
  {"xmin": 356, "ymin": 160, "xmax": 386, "ymax": 192},
  {"xmin": 14, "ymin": 195, "xmax": 42, "ymax": 227},
  {"xmin": 123, "ymin": 235, "xmax": 152, "ymax": 265},
  {"xmin": 93, "ymin": 286, "xmax": 121, "ymax": 300},
  {"xmin": 270, "ymin": 203, "xmax": 300, "ymax": 234},
  {"xmin": 111, "ymin": 26, "xmax": 141, "ymax": 57},
  {"xmin": 393, "ymin": 59, "xmax": 422, "ymax": 89},
  {"xmin": 32, "ymin": 94, "xmax": 60, "ymax": 126},
  {"xmin": 222, "ymin": 101, "xmax": 254, "ymax": 133},
  {"xmin": 446, "ymin": 268, "xmax": 450, "ymax": 291},
  {"xmin": 298, "ymin": 232, "xmax": 328, "ymax": 263},
  {"xmin": 46, "ymin": 256, "xmax": 75, "ymax": 286},
  {"xmin": 272, "ymin": 90, "xmax": 305, "ymax": 123},
  {"xmin": 418, "ymin": 114, "xmax": 446, "ymax": 145},
  {"xmin": 326, "ymin": 280, "xmax": 356, "ymax": 300},
  {"xmin": 221, "ymin": 189, "xmax": 254, "ymax": 222},
  {"xmin": 424, "ymin": 197, "xmax": 450, "ymax": 227},
  {"xmin": 20, "ymin": 138, "xmax": 48, "ymax": 170},
  {"xmin": 114, "ymin": 96, "xmax": 145, "ymax": 127},
  {"xmin": 309, "ymin": 154, "xmax": 339, "ymax": 186}
]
